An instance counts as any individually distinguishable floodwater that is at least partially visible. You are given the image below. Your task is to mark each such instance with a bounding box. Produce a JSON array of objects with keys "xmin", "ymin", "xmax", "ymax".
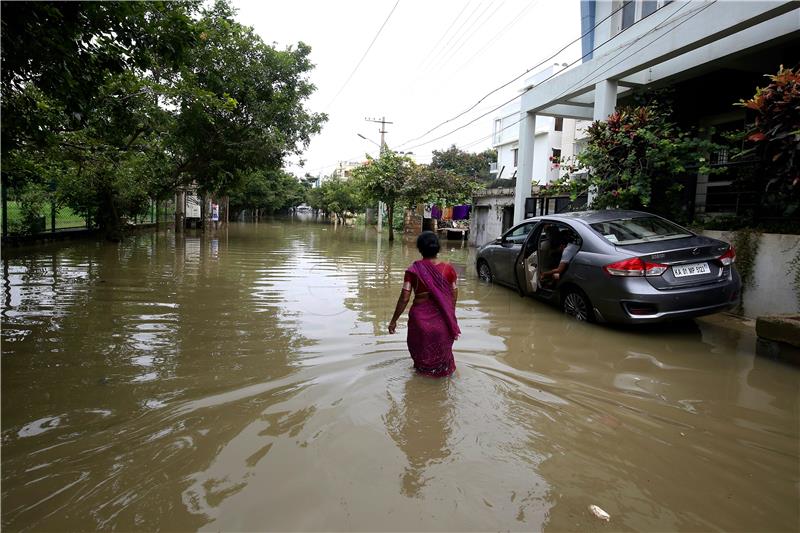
[{"xmin": 1, "ymin": 219, "xmax": 798, "ymax": 532}]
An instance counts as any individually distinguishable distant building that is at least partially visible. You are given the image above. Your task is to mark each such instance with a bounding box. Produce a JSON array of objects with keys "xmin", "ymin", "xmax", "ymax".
[
  {"xmin": 331, "ymin": 160, "xmax": 363, "ymax": 181},
  {"xmin": 491, "ymin": 66, "xmax": 577, "ymax": 187}
]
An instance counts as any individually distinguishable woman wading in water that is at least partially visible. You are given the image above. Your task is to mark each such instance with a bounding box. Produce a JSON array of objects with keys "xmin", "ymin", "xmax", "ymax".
[{"xmin": 388, "ymin": 232, "xmax": 460, "ymax": 377}]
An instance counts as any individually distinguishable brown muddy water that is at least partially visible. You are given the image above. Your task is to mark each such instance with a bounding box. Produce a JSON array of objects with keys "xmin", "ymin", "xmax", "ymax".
[{"xmin": 2, "ymin": 219, "xmax": 798, "ymax": 532}]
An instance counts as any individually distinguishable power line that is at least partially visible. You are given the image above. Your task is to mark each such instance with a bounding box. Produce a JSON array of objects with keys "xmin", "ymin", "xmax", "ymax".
[
  {"xmin": 305, "ymin": 1, "xmax": 710, "ymax": 175},
  {"xmin": 325, "ymin": 0, "xmax": 401, "ymax": 110},
  {"xmin": 401, "ymin": 0, "xmax": 702, "ymax": 152},
  {"xmin": 427, "ymin": 0, "xmax": 506, "ymax": 76},
  {"xmin": 454, "ymin": 1, "xmax": 710, "ymax": 153},
  {"xmin": 305, "ymin": 1, "xmax": 629, "ymax": 173},
  {"xmin": 415, "ymin": 1, "xmax": 475, "ymax": 74},
  {"xmin": 419, "ymin": 1, "xmax": 486, "ymax": 76},
  {"xmin": 450, "ymin": 0, "xmax": 540, "ymax": 75},
  {"xmin": 395, "ymin": 0, "xmax": 629, "ymax": 149}
]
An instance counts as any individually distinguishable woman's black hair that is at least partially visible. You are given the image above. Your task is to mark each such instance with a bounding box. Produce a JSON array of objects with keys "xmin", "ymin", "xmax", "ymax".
[{"xmin": 416, "ymin": 231, "xmax": 440, "ymax": 258}]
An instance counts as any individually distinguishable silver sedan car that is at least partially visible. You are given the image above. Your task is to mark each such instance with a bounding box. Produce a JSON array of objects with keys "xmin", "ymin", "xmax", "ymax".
[{"xmin": 475, "ymin": 210, "xmax": 741, "ymax": 324}]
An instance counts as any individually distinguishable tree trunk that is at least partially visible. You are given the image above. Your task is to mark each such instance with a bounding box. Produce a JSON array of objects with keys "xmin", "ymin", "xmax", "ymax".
[
  {"xmin": 387, "ymin": 201, "xmax": 394, "ymax": 242},
  {"xmin": 99, "ymin": 188, "xmax": 122, "ymax": 242}
]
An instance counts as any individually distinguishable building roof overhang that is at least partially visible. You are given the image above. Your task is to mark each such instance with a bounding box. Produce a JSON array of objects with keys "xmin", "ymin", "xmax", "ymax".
[{"xmin": 522, "ymin": 1, "xmax": 799, "ymax": 119}]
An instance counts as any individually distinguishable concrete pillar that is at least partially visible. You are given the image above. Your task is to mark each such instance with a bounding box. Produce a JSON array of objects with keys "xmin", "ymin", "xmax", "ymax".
[
  {"xmin": 593, "ymin": 79, "xmax": 618, "ymax": 121},
  {"xmin": 514, "ymin": 111, "xmax": 536, "ymax": 224},
  {"xmin": 694, "ymin": 173, "xmax": 709, "ymax": 215}
]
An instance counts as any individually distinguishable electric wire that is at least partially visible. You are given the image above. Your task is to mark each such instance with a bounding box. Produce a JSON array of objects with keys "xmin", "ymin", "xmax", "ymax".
[
  {"xmin": 429, "ymin": 0, "xmax": 506, "ymax": 76},
  {"xmin": 325, "ymin": 0, "xmax": 401, "ymax": 110},
  {"xmin": 420, "ymin": 2, "xmax": 487, "ymax": 75},
  {"xmin": 451, "ymin": 0, "xmax": 540, "ymax": 75},
  {"xmin": 395, "ymin": 0, "xmax": 629, "ymax": 148},
  {"xmin": 306, "ymin": 1, "xmax": 711, "ymax": 175},
  {"xmin": 402, "ymin": 0, "xmax": 705, "ymax": 153},
  {"xmin": 306, "ymin": 1, "xmax": 643, "ymax": 173},
  {"xmin": 415, "ymin": 1, "xmax": 474, "ymax": 73},
  {"xmin": 454, "ymin": 1, "xmax": 713, "ymax": 154}
]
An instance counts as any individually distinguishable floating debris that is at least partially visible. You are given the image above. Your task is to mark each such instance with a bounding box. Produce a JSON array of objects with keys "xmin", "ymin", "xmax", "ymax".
[{"xmin": 589, "ymin": 504, "xmax": 610, "ymax": 521}]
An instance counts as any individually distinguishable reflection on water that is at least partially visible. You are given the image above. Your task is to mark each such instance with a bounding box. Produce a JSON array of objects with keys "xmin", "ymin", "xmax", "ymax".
[
  {"xmin": 385, "ymin": 377, "xmax": 454, "ymax": 498},
  {"xmin": 2, "ymin": 220, "xmax": 798, "ymax": 531}
]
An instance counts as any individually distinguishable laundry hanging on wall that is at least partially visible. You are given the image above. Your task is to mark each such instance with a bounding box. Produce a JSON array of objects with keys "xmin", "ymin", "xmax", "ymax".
[
  {"xmin": 431, "ymin": 205, "xmax": 443, "ymax": 220},
  {"xmin": 452, "ymin": 205, "xmax": 471, "ymax": 220}
]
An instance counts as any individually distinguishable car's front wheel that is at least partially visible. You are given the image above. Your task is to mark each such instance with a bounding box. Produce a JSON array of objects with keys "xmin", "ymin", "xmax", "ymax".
[
  {"xmin": 562, "ymin": 288, "xmax": 595, "ymax": 322},
  {"xmin": 477, "ymin": 260, "xmax": 493, "ymax": 282}
]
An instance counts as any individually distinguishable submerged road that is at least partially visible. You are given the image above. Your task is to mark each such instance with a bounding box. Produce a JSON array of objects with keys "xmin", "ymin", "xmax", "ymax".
[{"xmin": 2, "ymin": 219, "xmax": 798, "ymax": 531}]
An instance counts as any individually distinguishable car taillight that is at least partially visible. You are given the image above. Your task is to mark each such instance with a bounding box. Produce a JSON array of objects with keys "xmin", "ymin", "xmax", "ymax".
[
  {"xmin": 718, "ymin": 246, "xmax": 736, "ymax": 266},
  {"xmin": 604, "ymin": 257, "xmax": 668, "ymax": 277}
]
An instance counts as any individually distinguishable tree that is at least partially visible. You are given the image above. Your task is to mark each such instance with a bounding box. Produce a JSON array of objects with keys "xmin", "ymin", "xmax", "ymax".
[
  {"xmin": 738, "ymin": 65, "xmax": 800, "ymax": 215},
  {"xmin": 351, "ymin": 151, "xmax": 418, "ymax": 241},
  {"xmin": 551, "ymin": 101, "xmax": 718, "ymax": 219},
  {"xmin": 403, "ymin": 166, "xmax": 483, "ymax": 208},
  {"xmin": 168, "ymin": 1, "xmax": 326, "ymax": 199},
  {"xmin": 228, "ymin": 169, "xmax": 307, "ymax": 218},
  {"xmin": 1, "ymin": 1, "xmax": 198, "ymax": 157},
  {"xmin": 1, "ymin": 0, "xmax": 327, "ymax": 238},
  {"xmin": 1, "ymin": 1, "xmax": 199, "ymax": 237},
  {"xmin": 322, "ymin": 177, "xmax": 363, "ymax": 223},
  {"xmin": 429, "ymin": 145, "xmax": 497, "ymax": 182}
]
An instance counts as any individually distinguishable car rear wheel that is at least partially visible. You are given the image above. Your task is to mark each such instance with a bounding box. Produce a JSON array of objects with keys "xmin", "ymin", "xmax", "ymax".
[
  {"xmin": 562, "ymin": 288, "xmax": 595, "ymax": 322},
  {"xmin": 477, "ymin": 260, "xmax": 493, "ymax": 282}
]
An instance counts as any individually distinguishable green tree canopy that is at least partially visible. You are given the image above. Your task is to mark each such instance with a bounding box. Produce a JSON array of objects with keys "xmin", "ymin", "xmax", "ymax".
[
  {"xmin": 307, "ymin": 177, "xmax": 363, "ymax": 222},
  {"xmin": 1, "ymin": 0, "xmax": 326, "ymax": 238},
  {"xmin": 738, "ymin": 65, "xmax": 800, "ymax": 213},
  {"xmin": 228, "ymin": 169, "xmax": 307, "ymax": 217},
  {"xmin": 551, "ymin": 101, "xmax": 718, "ymax": 219},
  {"xmin": 169, "ymin": 0, "xmax": 326, "ymax": 197},
  {"xmin": 351, "ymin": 150, "xmax": 418, "ymax": 241},
  {"xmin": 429, "ymin": 145, "xmax": 497, "ymax": 182}
]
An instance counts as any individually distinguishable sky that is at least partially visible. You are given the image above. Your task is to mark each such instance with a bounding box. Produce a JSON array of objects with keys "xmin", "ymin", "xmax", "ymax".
[{"xmin": 232, "ymin": 0, "xmax": 582, "ymax": 177}]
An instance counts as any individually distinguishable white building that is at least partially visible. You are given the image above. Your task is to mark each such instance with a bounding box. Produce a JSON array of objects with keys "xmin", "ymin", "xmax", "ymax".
[
  {"xmin": 512, "ymin": 0, "xmax": 800, "ymax": 223},
  {"xmin": 491, "ymin": 66, "xmax": 578, "ymax": 187},
  {"xmin": 331, "ymin": 160, "xmax": 363, "ymax": 181}
]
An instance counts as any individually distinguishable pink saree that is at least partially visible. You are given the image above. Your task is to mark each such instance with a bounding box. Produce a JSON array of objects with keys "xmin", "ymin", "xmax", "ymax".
[{"xmin": 406, "ymin": 260, "xmax": 460, "ymax": 377}]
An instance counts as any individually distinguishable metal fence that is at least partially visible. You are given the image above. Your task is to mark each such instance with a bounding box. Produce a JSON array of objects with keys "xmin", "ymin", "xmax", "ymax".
[
  {"xmin": 525, "ymin": 193, "xmax": 589, "ymax": 218},
  {"xmin": 1, "ymin": 194, "xmax": 176, "ymax": 238}
]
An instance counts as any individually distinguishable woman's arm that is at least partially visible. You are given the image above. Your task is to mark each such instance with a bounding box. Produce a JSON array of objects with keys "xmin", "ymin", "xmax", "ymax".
[{"xmin": 388, "ymin": 288, "xmax": 411, "ymax": 333}]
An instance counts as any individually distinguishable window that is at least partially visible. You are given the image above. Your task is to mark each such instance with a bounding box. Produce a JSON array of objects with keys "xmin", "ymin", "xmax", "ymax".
[
  {"xmin": 554, "ymin": 117, "xmax": 563, "ymax": 131},
  {"xmin": 621, "ymin": 0, "xmax": 635, "ymax": 30},
  {"xmin": 504, "ymin": 222, "xmax": 535, "ymax": 244},
  {"xmin": 551, "ymin": 148, "xmax": 561, "ymax": 162},
  {"xmin": 618, "ymin": 0, "xmax": 670, "ymax": 34},
  {"xmin": 512, "ymin": 148, "xmax": 519, "ymax": 167},
  {"xmin": 590, "ymin": 217, "xmax": 692, "ymax": 245}
]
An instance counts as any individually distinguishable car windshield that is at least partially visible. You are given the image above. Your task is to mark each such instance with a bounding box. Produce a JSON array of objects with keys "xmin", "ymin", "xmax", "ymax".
[{"xmin": 590, "ymin": 217, "xmax": 692, "ymax": 245}]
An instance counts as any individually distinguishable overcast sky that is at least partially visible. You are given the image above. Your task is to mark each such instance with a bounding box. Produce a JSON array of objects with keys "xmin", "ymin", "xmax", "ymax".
[{"xmin": 232, "ymin": 0, "xmax": 581, "ymax": 177}]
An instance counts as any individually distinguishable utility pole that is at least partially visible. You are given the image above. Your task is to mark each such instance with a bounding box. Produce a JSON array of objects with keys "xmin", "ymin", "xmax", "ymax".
[
  {"xmin": 365, "ymin": 117, "xmax": 393, "ymax": 235},
  {"xmin": 365, "ymin": 116, "xmax": 392, "ymax": 152}
]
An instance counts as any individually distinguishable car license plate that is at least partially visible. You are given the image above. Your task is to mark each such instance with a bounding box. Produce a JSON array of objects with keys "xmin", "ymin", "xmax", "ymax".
[{"xmin": 672, "ymin": 262, "xmax": 710, "ymax": 277}]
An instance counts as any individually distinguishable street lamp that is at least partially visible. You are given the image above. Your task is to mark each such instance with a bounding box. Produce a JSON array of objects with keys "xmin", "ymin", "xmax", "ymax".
[{"xmin": 357, "ymin": 133, "xmax": 381, "ymax": 148}]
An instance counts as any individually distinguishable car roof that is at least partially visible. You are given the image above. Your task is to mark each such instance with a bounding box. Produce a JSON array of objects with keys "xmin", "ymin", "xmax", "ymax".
[{"xmin": 524, "ymin": 209, "xmax": 660, "ymax": 225}]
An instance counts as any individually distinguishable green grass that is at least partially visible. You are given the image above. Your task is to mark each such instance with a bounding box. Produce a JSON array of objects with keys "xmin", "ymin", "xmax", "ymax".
[
  {"xmin": 2, "ymin": 200, "xmax": 178, "ymax": 235},
  {"xmin": 1, "ymin": 202, "xmax": 86, "ymax": 232}
]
